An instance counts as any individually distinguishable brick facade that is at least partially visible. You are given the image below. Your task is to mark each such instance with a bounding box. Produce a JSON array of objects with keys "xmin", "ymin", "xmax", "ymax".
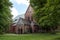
[
  {"xmin": 9, "ymin": 5, "xmax": 39, "ymax": 34},
  {"xmin": 25, "ymin": 5, "xmax": 34, "ymax": 21}
]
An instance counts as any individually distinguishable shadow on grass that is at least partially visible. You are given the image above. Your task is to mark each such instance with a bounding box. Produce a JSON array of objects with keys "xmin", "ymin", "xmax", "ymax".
[{"xmin": 54, "ymin": 37, "xmax": 60, "ymax": 40}]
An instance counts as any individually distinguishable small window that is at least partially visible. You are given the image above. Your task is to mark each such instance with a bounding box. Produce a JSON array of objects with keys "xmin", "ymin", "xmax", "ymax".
[
  {"xmin": 15, "ymin": 19, "xmax": 17, "ymax": 21},
  {"xmin": 30, "ymin": 11, "xmax": 31, "ymax": 13}
]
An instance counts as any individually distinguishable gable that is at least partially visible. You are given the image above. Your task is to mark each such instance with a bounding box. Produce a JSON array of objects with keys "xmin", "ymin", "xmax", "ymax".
[{"xmin": 25, "ymin": 5, "xmax": 34, "ymax": 21}]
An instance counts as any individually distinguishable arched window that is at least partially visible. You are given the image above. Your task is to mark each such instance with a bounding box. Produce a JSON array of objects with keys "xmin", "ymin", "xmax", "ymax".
[
  {"xmin": 31, "ymin": 16, "xmax": 33, "ymax": 21},
  {"xmin": 28, "ymin": 17, "xmax": 30, "ymax": 21}
]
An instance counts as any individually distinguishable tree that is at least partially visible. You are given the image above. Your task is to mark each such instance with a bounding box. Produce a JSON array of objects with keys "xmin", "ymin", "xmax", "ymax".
[
  {"xmin": 0, "ymin": 0, "xmax": 12, "ymax": 34},
  {"xmin": 30, "ymin": 0, "xmax": 60, "ymax": 33}
]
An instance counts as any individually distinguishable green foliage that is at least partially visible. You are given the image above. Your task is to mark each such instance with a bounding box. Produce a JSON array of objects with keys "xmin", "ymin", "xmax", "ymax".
[
  {"xmin": 0, "ymin": 0, "xmax": 12, "ymax": 34},
  {"xmin": 30, "ymin": 0, "xmax": 60, "ymax": 27},
  {"xmin": 30, "ymin": 0, "xmax": 47, "ymax": 10}
]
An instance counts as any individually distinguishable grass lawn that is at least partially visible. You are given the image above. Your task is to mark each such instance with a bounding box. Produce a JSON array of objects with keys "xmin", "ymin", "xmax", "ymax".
[{"xmin": 0, "ymin": 33, "xmax": 60, "ymax": 40}]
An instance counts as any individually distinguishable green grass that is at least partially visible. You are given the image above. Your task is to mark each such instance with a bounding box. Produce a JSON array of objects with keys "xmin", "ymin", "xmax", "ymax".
[{"xmin": 0, "ymin": 33, "xmax": 60, "ymax": 40}]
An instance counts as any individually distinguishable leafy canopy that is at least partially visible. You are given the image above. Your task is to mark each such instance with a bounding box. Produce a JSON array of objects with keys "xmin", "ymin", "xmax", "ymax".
[
  {"xmin": 30, "ymin": 0, "xmax": 60, "ymax": 27},
  {"xmin": 0, "ymin": 0, "xmax": 12, "ymax": 33}
]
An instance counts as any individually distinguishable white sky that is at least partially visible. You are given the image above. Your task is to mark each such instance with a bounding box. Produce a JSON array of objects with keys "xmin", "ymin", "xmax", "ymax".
[
  {"xmin": 15, "ymin": 0, "xmax": 30, "ymax": 6},
  {"xmin": 10, "ymin": 0, "xmax": 30, "ymax": 18},
  {"xmin": 11, "ymin": 7, "xmax": 19, "ymax": 18}
]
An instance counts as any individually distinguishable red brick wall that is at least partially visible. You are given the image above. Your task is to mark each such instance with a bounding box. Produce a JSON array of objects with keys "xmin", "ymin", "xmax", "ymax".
[{"xmin": 25, "ymin": 5, "xmax": 34, "ymax": 21}]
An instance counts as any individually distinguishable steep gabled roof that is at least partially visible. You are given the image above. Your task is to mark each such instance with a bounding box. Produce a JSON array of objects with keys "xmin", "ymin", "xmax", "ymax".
[{"xmin": 25, "ymin": 4, "xmax": 31, "ymax": 15}]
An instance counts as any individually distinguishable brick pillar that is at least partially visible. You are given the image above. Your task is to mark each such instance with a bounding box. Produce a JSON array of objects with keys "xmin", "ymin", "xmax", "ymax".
[
  {"xmin": 15, "ymin": 26, "xmax": 18, "ymax": 34},
  {"xmin": 31, "ymin": 22, "xmax": 34, "ymax": 33},
  {"xmin": 16, "ymin": 27, "xmax": 18, "ymax": 34},
  {"xmin": 22, "ymin": 26, "xmax": 25, "ymax": 33},
  {"xmin": 31, "ymin": 26, "xmax": 33, "ymax": 32},
  {"xmin": 24, "ymin": 26, "xmax": 27, "ymax": 33}
]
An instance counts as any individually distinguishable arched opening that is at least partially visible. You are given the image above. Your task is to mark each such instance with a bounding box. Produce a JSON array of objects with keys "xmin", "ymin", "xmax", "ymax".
[{"xmin": 18, "ymin": 28, "xmax": 23, "ymax": 34}]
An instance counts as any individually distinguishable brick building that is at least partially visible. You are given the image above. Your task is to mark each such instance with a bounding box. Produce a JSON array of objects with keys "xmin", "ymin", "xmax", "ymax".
[
  {"xmin": 25, "ymin": 5, "xmax": 39, "ymax": 33},
  {"xmin": 9, "ymin": 5, "xmax": 39, "ymax": 34}
]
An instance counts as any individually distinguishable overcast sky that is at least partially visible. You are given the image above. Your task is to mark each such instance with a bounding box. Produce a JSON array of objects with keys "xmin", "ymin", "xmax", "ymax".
[{"xmin": 10, "ymin": 0, "xmax": 30, "ymax": 18}]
